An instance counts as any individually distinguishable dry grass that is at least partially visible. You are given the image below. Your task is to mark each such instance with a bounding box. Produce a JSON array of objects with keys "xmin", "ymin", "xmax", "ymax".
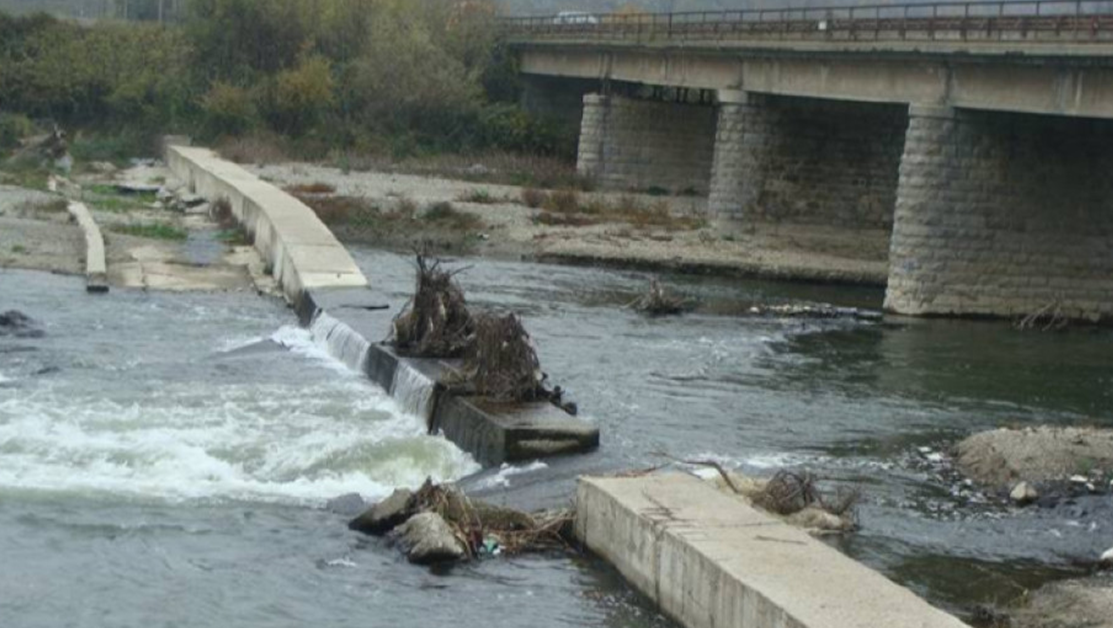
[
  {"xmin": 520, "ymin": 187, "xmax": 546, "ymax": 208},
  {"xmin": 216, "ymin": 133, "xmax": 291, "ymax": 165},
  {"xmin": 529, "ymin": 189, "xmax": 705, "ymax": 231},
  {"xmin": 286, "ymin": 181, "xmax": 336, "ymax": 195}
]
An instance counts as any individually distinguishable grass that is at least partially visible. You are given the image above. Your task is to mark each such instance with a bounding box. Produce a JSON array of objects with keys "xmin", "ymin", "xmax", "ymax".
[
  {"xmin": 457, "ymin": 188, "xmax": 500, "ymax": 204},
  {"xmin": 11, "ymin": 244, "xmax": 26, "ymax": 254},
  {"xmin": 86, "ymin": 186, "xmax": 158, "ymax": 212},
  {"xmin": 111, "ymin": 223, "xmax": 188, "ymax": 241},
  {"xmin": 527, "ymin": 189, "xmax": 706, "ymax": 231},
  {"xmin": 424, "ymin": 201, "xmax": 482, "ymax": 230},
  {"xmin": 286, "ymin": 182, "xmax": 336, "ymax": 194},
  {"xmin": 215, "ymin": 228, "xmax": 249, "ymax": 245}
]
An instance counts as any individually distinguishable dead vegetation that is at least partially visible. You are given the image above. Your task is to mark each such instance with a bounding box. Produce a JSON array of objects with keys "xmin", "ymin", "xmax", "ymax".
[
  {"xmin": 1015, "ymin": 300, "xmax": 1070, "ymax": 331},
  {"xmin": 412, "ymin": 479, "xmax": 574, "ymax": 557},
  {"xmin": 529, "ymin": 189, "xmax": 705, "ymax": 231},
  {"xmin": 628, "ymin": 278, "xmax": 691, "ymax": 316},
  {"xmin": 285, "ymin": 181, "xmax": 336, "ymax": 195},
  {"xmin": 463, "ymin": 313, "xmax": 544, "ymax": 402},
  {"xmin": 391, "ymin": 254, "xmax": 475, "ymax": 358}
]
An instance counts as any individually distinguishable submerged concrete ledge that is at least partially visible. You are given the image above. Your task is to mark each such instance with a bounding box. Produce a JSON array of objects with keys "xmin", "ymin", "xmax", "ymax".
[
  {"xmin": 66, "ymin": 201, "xmax": 108, "ymax": 293},
  {"xmin": 576, "ymin": 474, "xmax": 967, "ymax": 628},
  {"xmin": 165, "ymin": 144, "xmax": 368, "ymax": 302}
]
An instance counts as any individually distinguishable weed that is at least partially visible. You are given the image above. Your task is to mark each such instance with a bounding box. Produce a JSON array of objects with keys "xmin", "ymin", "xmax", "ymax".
[
  {"xmin": 286, "ymin": 182, "xmax": 336, "ymax": 194},
  {"xmin": 458, "ymin": 189, "xmax": 499, "ymax": 204},
  {"xmin": 646, "ymin": 185, "xmax": 670, "ymax": 197},
  {"xmin": 215, "ymin": 228, "xmax": 249, "ymax": 245},
  {"xmin": 11, "ymin": 244, "xmax": 27, "ymax": 254},
  {"xmin": 520, "ymin": 188, "xmax": 546, "ymax": 208},
  {"xmin": 544, "ymin": 189, "xmax": 581, "ymax": 214},
  {"xmin": 424, "ymin": 201, "xmax": 482, "ymax": 230},
  {"xmin": 111, "ymin": 223, "xmax": 187, "ymax": 240}
]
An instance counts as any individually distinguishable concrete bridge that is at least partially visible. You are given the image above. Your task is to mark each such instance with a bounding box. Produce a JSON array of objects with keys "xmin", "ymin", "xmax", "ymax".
[{"xmin": 504, "ymin": 0, "xmax": 1113, "ymax": 321}]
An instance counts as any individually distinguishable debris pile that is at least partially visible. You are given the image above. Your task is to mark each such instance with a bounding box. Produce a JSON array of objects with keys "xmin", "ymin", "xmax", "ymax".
[
  {"xmin": 680, "ymin": 458, "xmax": 859, "ymax": 534},
  {"xmin": 390, "ymin": 253, "xmax": 570, "ymax": 407},
  {"xmin": 391, "ymin": 254, "xmax": 475, "ymax": 358},
  {"xmin": 628, "ymin": 278, "xmax": 690, "ymax": 316},
  {"xmin": 349, "ymin": 479, "xmax": 574, "ymax": 565},
  {"xmin": 463, "ymin": 313, "xmax": 544, "ymax": 402}
]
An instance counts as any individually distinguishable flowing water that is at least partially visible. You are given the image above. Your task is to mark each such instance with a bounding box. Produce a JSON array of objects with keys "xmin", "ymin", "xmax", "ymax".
[
  {"xmin": 351, "ymin": 249, "xmax": 1113, "ymax": 617},
  {"xmin": 0, "ymin": 269, "xmax": 670, "ymax": 628},
  {"xmin": 3, "ymin": 246, "xmax": 1112, "ymax": 626}
]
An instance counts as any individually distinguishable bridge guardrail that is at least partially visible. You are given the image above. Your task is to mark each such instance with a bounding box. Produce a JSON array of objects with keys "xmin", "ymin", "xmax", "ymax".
[{"xmin": 500, "ymin": 0, "xmax": 1113, "ymax": 44}]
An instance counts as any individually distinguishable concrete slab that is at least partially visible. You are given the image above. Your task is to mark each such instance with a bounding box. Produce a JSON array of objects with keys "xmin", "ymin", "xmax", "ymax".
[
  {"xmin": 165, "ymin": 145, "xmax": 368, "ymax": 303},
  {"xmin": 66, "ymin": 202, "xmax": 107, "ymax": 293},
  {"xmin": 576, "ymin": 474, "xmax": 968, "ymax": 628}
]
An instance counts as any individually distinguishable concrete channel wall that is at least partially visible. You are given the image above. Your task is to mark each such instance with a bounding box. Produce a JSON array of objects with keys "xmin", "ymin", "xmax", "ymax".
[
  {"xmin": 166, "ymin": 143, "xmax": 599, "ymax": 468},
  {"xmin": 165, "ymin": 144, "xmax": 369, "ymax": 303},
  {"xmin": 576, "ymin": 474, "xmax": 968, "ymax": 628}
]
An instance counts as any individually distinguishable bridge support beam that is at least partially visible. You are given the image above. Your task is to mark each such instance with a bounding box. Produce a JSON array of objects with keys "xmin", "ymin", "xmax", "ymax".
[
  {"xmin": 708, "ymin": 90, "xmax": 758, "ymax": 219},
  {"xmin": 886, "ymin": 105, "xmax": 1113, "ymax": 321},
  {"xmin": 576, "ymin": 93, "xmax": 716, "ymax": 194}
]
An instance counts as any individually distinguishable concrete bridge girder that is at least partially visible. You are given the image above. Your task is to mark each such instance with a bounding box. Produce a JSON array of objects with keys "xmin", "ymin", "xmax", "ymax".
[{"xmin": 520, "ymin": 46, "xmax": 1113, "ymax": 119}]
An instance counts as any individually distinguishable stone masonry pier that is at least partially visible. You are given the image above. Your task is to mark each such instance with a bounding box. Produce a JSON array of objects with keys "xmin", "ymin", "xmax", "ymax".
[{"xmin": 509, "ymin": 4, "xmax": 1113, "ymax": 321}]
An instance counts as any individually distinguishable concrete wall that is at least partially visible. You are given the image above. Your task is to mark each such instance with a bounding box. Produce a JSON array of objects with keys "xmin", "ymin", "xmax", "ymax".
[
  {"xmin": 886, "ymin": 106, "xmax": 1113, "ymax": 321},
  {"xmin": 165, "ymin": 145, "xmax": 368, "ymax": 303},
  {"xmin": 711, "ymin": 94, "xmax": 905, "ymax": 228},
  {"xmin": 576, "ymin": 474, "xmax": 967, "ymax": 628},
  {"xmin": 578, "ymin": 94, "xmax": 716, "ymax": 194}
]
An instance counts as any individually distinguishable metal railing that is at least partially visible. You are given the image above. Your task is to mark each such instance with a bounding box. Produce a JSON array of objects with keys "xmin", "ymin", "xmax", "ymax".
[{"xmin": 500, "ymin": 0, "xmax": 1113, "ymax": 44}]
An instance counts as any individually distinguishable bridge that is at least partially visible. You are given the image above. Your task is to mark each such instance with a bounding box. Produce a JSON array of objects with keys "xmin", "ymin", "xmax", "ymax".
[{"xmin": 503, "ymin": 1, "xmax": 1113, "ymax": 322}]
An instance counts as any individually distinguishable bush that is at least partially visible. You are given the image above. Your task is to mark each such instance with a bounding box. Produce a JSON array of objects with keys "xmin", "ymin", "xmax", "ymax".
[
  {"xmin": 520, "ymin": 188, "xmax": 546, "ymax": 208},
  {"xmin": 0, "ymin": 112, "xmax": 34, "ymax": 149},
  {"xmin": 200, "ymin": 81, "xmax": 258, "ymax": 136}
]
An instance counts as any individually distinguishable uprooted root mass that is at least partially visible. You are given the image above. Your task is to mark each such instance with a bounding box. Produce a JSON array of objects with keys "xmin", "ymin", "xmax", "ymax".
[{"xmin": 391, "ymin": 254, "xmax": 475, "ymax": 358}]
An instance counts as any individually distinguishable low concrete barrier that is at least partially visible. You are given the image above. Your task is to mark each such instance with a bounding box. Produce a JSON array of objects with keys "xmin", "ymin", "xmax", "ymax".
[
  {"xmin": 165, "ymin": 146, "xmax": 599, "ymax": 468},
  {"xmin": 576, "ymin": 474, "xmax": 967, "ymax": 628},
  {"xmin": 67, "ymin": 201, "xmax": 107, "ymax": 293},
  {"xmin": 165, "ymin": 144, "xmax": 368, "ymax": 302}
]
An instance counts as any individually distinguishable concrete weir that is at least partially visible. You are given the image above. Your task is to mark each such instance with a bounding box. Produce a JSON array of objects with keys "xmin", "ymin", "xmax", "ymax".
[
  {"xmin": 576, "ymin": 474, "xmax": 967, "ymax": 628},
  {"xmin": 165, "ymin": 143, "xmax": 598, "ymax": 467}
]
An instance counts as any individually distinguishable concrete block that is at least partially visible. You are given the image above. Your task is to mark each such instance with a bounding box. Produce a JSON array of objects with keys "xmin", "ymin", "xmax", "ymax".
[
  {"xmin": 433, "ymin": 396, "xmax": 600, "ymax": 467},
  {"xmin": 575, "ymin": 474, "xmax": 967, "ymax": 628}
]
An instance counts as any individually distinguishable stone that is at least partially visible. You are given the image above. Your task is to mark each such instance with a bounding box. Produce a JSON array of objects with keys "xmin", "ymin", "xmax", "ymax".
[
  {"xmin": 89, "ymin": 161, "xmax": 117, "ymax": 174},
  {"xmin": 1101, "ymin": 548, "xmax": 1113, "ymax": 568},
  {"xmin": 347, "ymin": 488, "xmax": 414, "ymax": 535},
  {"xmin": 1009, "ymin": 481, "xmax": 1039, "ymax": 506},
  {"xmin": 392, "ymin": 512, "xmax": 466, "ymax": 565},
  {"xmin": 325, "ymin": 493, "xmax": 368, "ymax": 517},
  {"xmin": 178, "ymin": 193, "xmax": 206, "ymax": 207},
  {"xmin": 0, "ymin": 310, "xmax": 45, "ymax": 338}
]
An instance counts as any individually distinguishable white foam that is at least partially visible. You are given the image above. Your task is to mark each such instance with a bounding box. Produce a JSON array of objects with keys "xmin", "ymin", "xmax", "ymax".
[
  {"xmin": 390, "ymin": 361, "xmax": 436, "ymax": 423},
  {"xmin": 270, "ymin": 325, "xmax": 355, "ymax": 376},
  {"xmin": 0, "ymin": 380, "xmax": 479, "ymax": 505},
  {"xmin": 0, "ymin": 373, "xmax": 11, "ymax": 383},
  {"xmin": 474, "ymin": 460, "xmax": 549, "ymax": 490}
]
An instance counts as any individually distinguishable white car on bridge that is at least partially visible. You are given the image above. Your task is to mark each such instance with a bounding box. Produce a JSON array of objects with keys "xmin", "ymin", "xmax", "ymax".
[{"xmin": 552, "ymin": 11, "xmax": 599, "ymax": 25}]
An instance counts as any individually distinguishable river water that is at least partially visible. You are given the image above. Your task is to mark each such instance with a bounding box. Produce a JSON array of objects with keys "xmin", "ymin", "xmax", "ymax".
[{"xmin": 2, "ymin": 248, "xmax": 1112, "ymax": 626}]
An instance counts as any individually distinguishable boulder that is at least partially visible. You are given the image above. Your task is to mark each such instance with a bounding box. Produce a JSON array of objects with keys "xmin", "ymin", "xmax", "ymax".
[
  {"xmin": 348, "ymin": 488, "xmax": 414, "ymax": 535},
  {"xmin": 1009, "ymin": 481, "xmax": 1039, "ymax": 506},
  {"xmin": 392, "ymin": 512, "xmax": 466, "ymax": 565},
  {"xmin": 325, "ymin": 493, "xmax": 368, "ymax": 517},
  {"xmin": 1101, "ymin": 547, "xmax": 1113, "ymax": 568}
]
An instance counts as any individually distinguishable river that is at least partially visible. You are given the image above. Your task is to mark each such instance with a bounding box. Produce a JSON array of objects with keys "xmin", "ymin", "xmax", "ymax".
[{"xmin": 2, "ymin": 249, "xmax": 1111, "ymax": 626}]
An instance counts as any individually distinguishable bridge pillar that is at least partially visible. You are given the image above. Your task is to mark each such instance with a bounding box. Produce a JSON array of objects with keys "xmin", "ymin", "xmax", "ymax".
[
  {"xmin": 886, "ymin": 105, "xmax": 1113, "ymax": 321},
  {"xmin": 708, "ymin": 90, "xmax": 759, "ymax": 220},
  {"xmin": 576, "ymin": 93, "xmax": 716, "ymax": 194}
]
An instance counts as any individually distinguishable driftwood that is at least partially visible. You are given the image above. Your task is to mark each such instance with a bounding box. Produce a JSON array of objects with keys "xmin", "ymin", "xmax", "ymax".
[
  {"xmin": 391, "ymin": 253, "xmax": 475, "ymax": 358},
  {"xmin": 411, "ymin": 479, "xmax": 574, "ymax": 556},
  {"xmin": 629, "ymin": 278, "xmax": 690, "ymax": 316},
  {"xmin": 1015, "ymin": 300, "xmax": 1069, "ymax": 331},
  {"xmin": 463, "ymin": 312, "xmax": 545, "ymax": 402}
]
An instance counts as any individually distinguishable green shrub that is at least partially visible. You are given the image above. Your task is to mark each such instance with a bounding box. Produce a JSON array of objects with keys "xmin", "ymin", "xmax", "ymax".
[
  {"xmin": 0, "ymin": 112, "xmax": 34, "ymax": 149},
  {"xmin": 200, "ymin": 81, "xmax": 258, "ymax": 136}
]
